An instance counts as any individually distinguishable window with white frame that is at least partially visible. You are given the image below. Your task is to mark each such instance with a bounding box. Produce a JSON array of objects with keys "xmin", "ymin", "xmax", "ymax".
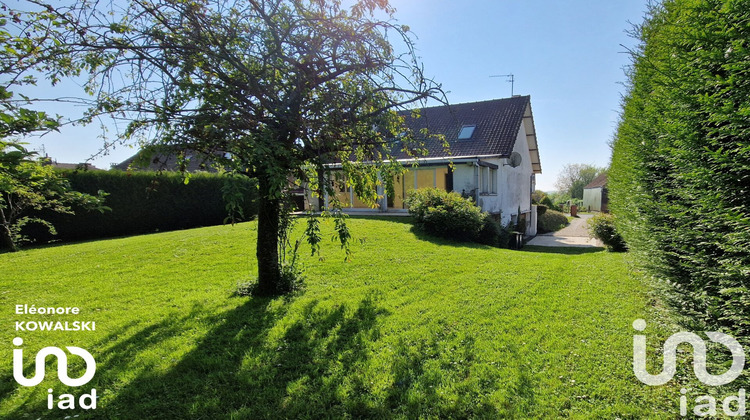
[
  {"xmin": 480, "ymin": 166, "xmax": 497, "ymax": 194},
  {"xmin": 481, "ymin": 166, "xmax": 489, "ymax": 193},
  {"xmin": 490, "ymin": 168, "xmax": 497, "ymax": 194}
]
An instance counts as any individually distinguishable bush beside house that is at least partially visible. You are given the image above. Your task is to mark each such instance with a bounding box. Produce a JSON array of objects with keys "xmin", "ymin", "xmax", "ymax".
[
  {"xmin": 25, "ymin": 170, "xmax": 257, "ymax": 243},
  {"xmin": 405, "ymin": 188, "xmax": 510, "ymax": 247},
  {"xmin": 537, "ymin": 210, "xmax": 567, "ymax": 234}
]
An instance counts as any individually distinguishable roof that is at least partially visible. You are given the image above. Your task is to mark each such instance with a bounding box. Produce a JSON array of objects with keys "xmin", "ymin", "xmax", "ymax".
[
  {"xmin": 113, "ymin": 149, "xmax": 220, "ymax": 172},
  {"xmin": 395, "ymin": 96, "xmax": 541, "ymax": 173},
  {"xmin": 584, "ymin": 173, "xmax": 608, "ymax": 189},
  {"xmin": 43, "ymin": 160, "xmax": 102, "ymax": 171},
  {"xmin": 114, "ymin": 96, "xmax": 543, "ymax": 174}
]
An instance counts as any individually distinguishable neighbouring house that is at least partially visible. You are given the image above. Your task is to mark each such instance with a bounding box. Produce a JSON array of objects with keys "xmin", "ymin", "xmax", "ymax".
[
  {"xmin": 112, "ymin": 148, "xmax": 222, "ymax": 172},
  {"xmin": 43, "ymin": 158, "xmax": 102, "ymax": 171},
  {"xmin": 311, "ymin": 96, "xmax": 542, "ymax": 230},
  {"xmin": 582, "ymin": 173, "xmax": 608, "ymax": 212}
]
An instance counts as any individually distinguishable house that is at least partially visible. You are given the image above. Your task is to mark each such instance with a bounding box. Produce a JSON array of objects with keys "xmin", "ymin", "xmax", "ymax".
[
  {"xmin": 42, "ymin": 158, "xmax": 102, "ymax": 171},
  {"xmin": 312, "ymin": 96, "xmax": 542, "ymax": 230},
  {"xmin": 582, "ymin": 173, "xmax": 608, "ymax": 212},
  {"xmin": 112, "ymin": 148, "xmax": 222, "ymax": 172}
]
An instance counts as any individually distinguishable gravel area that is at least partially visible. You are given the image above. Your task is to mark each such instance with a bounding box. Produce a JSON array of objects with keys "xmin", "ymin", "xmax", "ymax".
[
  {"xmin": 548, "ymin": 214, "xmax": 593, "ymax": 237},
  {"xmin": 527, "ymin": 214, "xmax": 603, "ymax": 247}
]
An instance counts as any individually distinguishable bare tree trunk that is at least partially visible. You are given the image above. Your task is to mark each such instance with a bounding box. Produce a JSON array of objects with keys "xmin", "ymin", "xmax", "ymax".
[
  {"xmin": 0, "ymin": 224, "xmax": 17, "ymax": 252},
  {"xmin": 0, "ymin": 204, "xmax": 17, "ymax": 252},
  {"xmin": 255, "ymin": 176, "xmax": 281, "ymax": 295}
]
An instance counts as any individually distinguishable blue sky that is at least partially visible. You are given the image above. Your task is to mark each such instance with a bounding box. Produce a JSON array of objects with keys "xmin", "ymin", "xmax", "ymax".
[{"xmin": 24, "ymin": 0, "xmax": 648, "ymax": 191}]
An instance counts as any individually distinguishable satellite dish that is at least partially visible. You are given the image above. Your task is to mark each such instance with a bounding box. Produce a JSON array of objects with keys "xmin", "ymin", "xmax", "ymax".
[{"xmin": 507, "ymin": 152, "xmax": 522, "ymax": 168}]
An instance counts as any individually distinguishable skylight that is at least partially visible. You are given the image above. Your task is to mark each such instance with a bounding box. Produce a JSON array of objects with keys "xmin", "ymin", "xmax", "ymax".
[{"xmin": 458, "ymin": 125, "xmax": 476, "ymax": 139}]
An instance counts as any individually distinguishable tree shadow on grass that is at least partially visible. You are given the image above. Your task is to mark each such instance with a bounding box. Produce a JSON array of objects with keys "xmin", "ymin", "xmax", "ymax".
[
  {"xmin": 88, "ymin": 293, "xmax": 394, "ymax": 418},
  {"xmin": 0, "ymin": 302, "xmax": 257, "ymax": 419},
  {"xmin": 2, "ymin": 293, "xmax": 530, "ymax": 418},
  {"xmin": 344, "ymin": 215, "xmax": 415, "ymax": 225},
  {"xmin": 408, "ymin": 226, "xmax": 494, "ymax": 249},
  {"xmin": 521, "ymin": 245, "xmax": 605, "ymax": 255}
]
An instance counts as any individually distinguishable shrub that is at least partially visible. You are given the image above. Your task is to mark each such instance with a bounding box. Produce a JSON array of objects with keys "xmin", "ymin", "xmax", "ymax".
[
  {"xmin": 587, "ymin": 213, "xmax": 626, "ymax": 252},
  {"xmin": 540, "ymin": 196, "xmax": 556, "ymax": 211},
  {"xmin": 477, "ymin": 216, "xmax": 513, "ymax": 248},
  {"xmin": 405, "ymin": 188, "xmax": 484, "ymax": 242},
  {"xmin": 405, "ymin": 188, "xmax": 516, "ymax": 248},
  {"xmin": 537, "ymin": 210, "xmax": 567, "ymax": 234},
  {"xmin": 25, "ymin": 170, "xmax": 257, "ymax": 243},
  {"xmin": 495, "ymin": 221, "xmax": 512, "ymax": 249},
  {"xmin": 536, "ymin": 204, "xmax": 548, "ymax": 216}
]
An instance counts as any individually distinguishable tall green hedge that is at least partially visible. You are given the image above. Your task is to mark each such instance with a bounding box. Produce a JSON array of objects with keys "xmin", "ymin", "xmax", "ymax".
[
  {"xmin": 610, "ymin": 0, "xmax": 750, "ymax": 337},
  {"xmin": 26, "ymin": 170, "xmax": 257, "ymax": 243}
]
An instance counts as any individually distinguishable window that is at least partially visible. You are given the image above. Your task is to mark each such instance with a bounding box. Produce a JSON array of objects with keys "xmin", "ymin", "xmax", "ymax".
[
  {"xmin": 481, "ymin": 167, "xmax": 489, "ymax": 193},
  {"xmin": 490, "ymin": 168, "xmax": 497, "ymax": 194},
  {"xmin": 458, "ymin": 125, "xmax": 476, "ymax": 139},
  {"xmin": 480, "ymin": 167, "xmax": 498, "ymax": 195}
]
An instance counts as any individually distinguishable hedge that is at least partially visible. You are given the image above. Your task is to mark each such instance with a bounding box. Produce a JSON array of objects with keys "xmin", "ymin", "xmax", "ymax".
[
  {"xmin": 610, "ymin": 0, "xmax": 750, "ymax": 338},
  {"xmin": 25, "ymin": 170, "xmax": 257, "ymax": 243},
  {"xmin": 537, "ymin": 210, "xmax": 567, "ymax": 234}
]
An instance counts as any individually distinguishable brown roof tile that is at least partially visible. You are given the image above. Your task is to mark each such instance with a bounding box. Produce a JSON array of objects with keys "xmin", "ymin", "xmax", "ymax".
[
  {"xmin": 394, "ymin": 95, "xmax": 531, "ymax": 159},
  {"xmin": 584, "ymin": 173, "xmax": 607, "ymax": 189}
]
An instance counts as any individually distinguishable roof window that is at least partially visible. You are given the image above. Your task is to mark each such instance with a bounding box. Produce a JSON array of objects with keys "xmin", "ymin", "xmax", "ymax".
[{"xmin": 458, "ymin": 125, "xmax": 476, "ymax": 139}]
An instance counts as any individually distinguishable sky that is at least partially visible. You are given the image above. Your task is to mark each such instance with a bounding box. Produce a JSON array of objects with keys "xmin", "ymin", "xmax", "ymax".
[{"xmin": 21, "ymin": 0, "xmax": 649, "ymax": 192}]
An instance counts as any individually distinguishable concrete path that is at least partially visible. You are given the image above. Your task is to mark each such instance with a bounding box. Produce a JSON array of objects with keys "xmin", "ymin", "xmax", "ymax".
[{"xmin": 526, "ymin": 213, "xmax": 604, "ymax": 248}]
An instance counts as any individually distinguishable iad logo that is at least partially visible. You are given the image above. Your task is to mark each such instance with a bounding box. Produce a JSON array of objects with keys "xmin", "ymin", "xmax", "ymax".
[
  {"xmin": 12, "ymin": 337, "xmax": 96, "ymax": 387},
  {"xmin": 632, "ymin": 319, "xmax": 745, "ymax": 386},
  {"xmin": 13, "ymin": 337, "xmax": 98, "ymax": 410},
  {"xmin": 633, "ymin": 319, "xmax": 747, "ymax": 417}
]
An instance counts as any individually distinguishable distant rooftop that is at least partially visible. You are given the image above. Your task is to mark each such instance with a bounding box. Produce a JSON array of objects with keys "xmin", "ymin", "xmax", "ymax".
[
  {"xmin": 584, "ymin": 173, "xmax": 607, "ymax": 189},
  {"xmin": 43, "ymin": 159, "xmax": 102, "ymax": 171}
]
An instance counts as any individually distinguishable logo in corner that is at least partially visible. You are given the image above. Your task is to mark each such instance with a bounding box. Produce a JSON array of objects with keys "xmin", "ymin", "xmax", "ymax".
[
  {"xmin": 632, "ymin": 319, "xmax": 745, "ymax": 386},
  {"xmin": 12, "ymin": 337, "xmax": 96, "ymax": 387}
]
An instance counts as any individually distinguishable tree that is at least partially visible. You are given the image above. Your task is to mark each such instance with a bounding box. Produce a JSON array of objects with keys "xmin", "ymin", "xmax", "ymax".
[
  {"xmin": 610, "ymin": 0, "xmax": 750, "ymax": 337},
  {"xmin": 14, "ymin": 0, "xmax": 444, "ymax": 294},
  {"xmin": 531, "ymin": 189, "xmax": 546, "ymax": 204},
  {"xmin": 554, "ymin": 163, "xmax": 604, "ymax": 199},
  {"xmin": 0, "ymin": 141, "xmax": 108, "ymax": 251},
  {"xmin": 1, "ymin": 13, "xmax": 108, "ymax": 252}
]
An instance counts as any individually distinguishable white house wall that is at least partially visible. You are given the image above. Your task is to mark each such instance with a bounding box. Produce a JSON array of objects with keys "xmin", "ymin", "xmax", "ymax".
[
  {"xmin": 495, "ymin": 122, "xmax": 533, "ymax": 225},
  {"xmin": 443, "ymin": 126, "xmax": 534, "ymax": 225}
]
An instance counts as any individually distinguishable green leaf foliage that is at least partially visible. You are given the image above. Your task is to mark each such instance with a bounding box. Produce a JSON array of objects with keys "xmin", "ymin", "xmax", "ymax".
[
  {"xmin": 2, "ymin": 0, "xmax": 445, "ymax": 293},
  {"xmin": 610, "ymin": 0, "xmax": 750, "ymax": 337},
  {"xmin": 586, "ymin": 213, "xmax": 627, "ymax": 252},
  {"xmin": 0, "ymin": 142, "xmax": 107, "ymax": 251},
  {"xmin": 404, "ymin": 188, "xmax": 513, "ymax": 247},
  {"xmin": 537, "ymin": 210, "xmax": 568, "ymax": 234},
  {"xmin": 23, "ymin": 170, "xmax": 257, "ymax": 244}
]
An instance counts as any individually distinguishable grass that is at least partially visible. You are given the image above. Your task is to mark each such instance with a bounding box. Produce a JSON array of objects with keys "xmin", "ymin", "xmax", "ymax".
[{"xmin": 0, "ymin": 216, "xmax": 707, "ymax": 418}]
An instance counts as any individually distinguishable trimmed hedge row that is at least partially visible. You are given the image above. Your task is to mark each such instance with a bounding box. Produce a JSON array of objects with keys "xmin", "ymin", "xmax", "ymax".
[
  {"xmin": 26, "ymin": 170, "xmax": 257, "ymax": 243},
  {"xmin": 610, "ymin": 0, "xmax": 750, "ymax": 337},
  {"xmin": 537, "ymin": 210, "xmax": 567, "ymax": 234}
]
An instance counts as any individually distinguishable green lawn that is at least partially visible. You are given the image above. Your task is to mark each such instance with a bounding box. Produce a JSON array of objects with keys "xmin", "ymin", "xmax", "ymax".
[{"xmin": 1, "ymin": 217, "xmax": 697, "ymax": 418}]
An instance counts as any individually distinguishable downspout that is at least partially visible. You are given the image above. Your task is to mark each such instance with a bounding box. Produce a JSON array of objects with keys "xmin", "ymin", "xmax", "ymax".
[{"xmin": 474, "ymin": 160, "xmax": 480, "ymax": 204}]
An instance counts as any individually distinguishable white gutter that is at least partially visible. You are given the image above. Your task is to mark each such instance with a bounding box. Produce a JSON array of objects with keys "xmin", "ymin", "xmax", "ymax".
[{"xmin": 323, "ymin": 154, "xmax": 505, "ymax": 168}]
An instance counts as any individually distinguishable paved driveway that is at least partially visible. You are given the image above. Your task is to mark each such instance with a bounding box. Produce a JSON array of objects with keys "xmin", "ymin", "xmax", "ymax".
[{"xmin": 527, "ymin": 213, "xmax": 603, "ymax": 248}]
